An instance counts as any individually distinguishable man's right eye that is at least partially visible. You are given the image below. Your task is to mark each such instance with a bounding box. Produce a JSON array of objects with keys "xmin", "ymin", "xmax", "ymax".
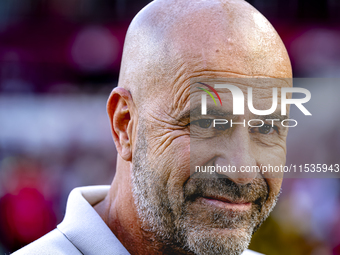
[{"xmin": 192, "ymin": 119, "xmax": 213, "ymax": 128}]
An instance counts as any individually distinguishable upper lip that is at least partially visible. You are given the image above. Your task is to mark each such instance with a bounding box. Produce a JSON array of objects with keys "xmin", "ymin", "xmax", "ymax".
[{"xmin": 202, "ymin": 195, "xmax": 250, "ymax": 204}]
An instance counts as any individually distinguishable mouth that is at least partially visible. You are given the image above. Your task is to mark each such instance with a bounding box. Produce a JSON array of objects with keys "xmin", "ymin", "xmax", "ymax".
[{"xmin": 199, "ymin": 195, "xmax": 252, "ymax": 211}]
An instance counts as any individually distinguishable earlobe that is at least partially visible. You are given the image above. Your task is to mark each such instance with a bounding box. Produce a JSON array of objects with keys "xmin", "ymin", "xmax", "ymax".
[{"xmin": 107, "ymin": 87, "xmax": 134, "ymax": 161}]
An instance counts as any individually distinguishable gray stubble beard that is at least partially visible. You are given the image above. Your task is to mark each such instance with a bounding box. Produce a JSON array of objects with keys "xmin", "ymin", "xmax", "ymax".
[{"xmin": 131, "ymin": 121, "xmax": 279, "ymax": 255}]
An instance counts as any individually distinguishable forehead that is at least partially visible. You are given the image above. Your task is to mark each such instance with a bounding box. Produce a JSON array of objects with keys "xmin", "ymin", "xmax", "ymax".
[
  {"xmin": 134, "ymin": 0, "xmax": 292, "ymax": 113},
  {"xmin": 161, "ymin": 3, "xmax": 291, "ymax": 80},
  {"xmin": 149, "ymin": 18, "xmax": 291, "ymax": 109}
]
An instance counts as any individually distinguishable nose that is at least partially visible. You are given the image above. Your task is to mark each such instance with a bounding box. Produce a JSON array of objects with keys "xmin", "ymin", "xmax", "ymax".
[{"xmin": 214, "ymin": 128, "xmax": 257, "ymax": 185}]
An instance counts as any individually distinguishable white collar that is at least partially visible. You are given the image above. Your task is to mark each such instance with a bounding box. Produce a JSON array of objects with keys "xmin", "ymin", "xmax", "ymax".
[
  {"xmin": 57, "ymin": 185, "xmax": 262, "ymax": 255},
  {"xmin": 57, "ymin": 185, "xmax": 130, "ymax": 255}
]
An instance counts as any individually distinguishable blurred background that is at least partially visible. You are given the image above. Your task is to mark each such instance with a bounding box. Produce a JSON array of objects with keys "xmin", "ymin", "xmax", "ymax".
[{"xmin": 0, "ymin": 0, "xmax": 339, "ymax": 254}]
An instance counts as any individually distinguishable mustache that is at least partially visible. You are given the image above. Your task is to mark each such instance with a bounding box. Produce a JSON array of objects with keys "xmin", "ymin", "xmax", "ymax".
[{"xmin": 183, "ymin": 174, "xmax": 269, "ymax": 208}]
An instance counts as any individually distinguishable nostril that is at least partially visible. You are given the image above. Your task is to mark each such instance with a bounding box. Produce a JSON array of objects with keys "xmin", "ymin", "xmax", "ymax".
[{"xmin": 214, "ymin": 157, "xmax": 257, "ymax": 185}]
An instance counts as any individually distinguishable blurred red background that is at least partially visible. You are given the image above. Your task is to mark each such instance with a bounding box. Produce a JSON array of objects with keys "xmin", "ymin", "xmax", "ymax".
[{"xmin": 0, "ymin": 0, "xmax": 340, "ymax": 254}]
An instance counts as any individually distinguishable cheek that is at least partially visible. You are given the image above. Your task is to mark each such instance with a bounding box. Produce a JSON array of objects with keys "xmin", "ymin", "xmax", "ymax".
[
  {"xmin": 165, "ymin": 136, "xmax": 191, "ymax": 210},
  {"xmin": 145, "ymin": 121, "xmax": 191, "ymax": 190},
  {"xmin": 189, "ymin": 137, "xmax": 224, "ymax": 174},
  {"xmin": 168, "ymin": 136, "xmax": 191, "ymax": 187},
  {"xmin": 255, "ymin": 146, "xmax": 285, "ymax": 196},
  {"xmin": 266, "ymin": 178, "xmax": 283, "ymax": 198}
]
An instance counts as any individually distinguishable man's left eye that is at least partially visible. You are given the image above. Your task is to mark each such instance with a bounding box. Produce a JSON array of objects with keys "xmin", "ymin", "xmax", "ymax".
[
  {"xmin": 250, "ymin": 124, "xmax": 277, "ymax": 134},
  {"xmin": 193, "ymin": 119, "xmax": 213, "ymax": 128}
]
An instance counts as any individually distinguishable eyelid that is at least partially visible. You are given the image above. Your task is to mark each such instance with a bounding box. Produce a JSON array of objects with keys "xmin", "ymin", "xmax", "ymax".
[
  {"xmin": 190, "ymin": 119, "xmax": 213, "ymax": 127},
  {"xmin": 188, "ymin": 117, "xmax": 213, "ymax": 123},
  {"xmin": 249, "ymin": 125, "xmax": 279, "ymax": 135},
  {"xmin": 190, "ymin": 119, "xmax": 281, "ymax": 135}
]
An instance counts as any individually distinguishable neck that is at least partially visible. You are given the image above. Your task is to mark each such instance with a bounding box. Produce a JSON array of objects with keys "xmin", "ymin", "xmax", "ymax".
[{"xmin": 94, "ymin": 172, "xmax": 191, "ymax": 254}]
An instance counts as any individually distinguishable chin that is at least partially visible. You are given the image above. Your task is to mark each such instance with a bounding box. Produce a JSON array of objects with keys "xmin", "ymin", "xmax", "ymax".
[{"xmin": 183, "ymin": 226, "xmax": 252, "ymax": 255}]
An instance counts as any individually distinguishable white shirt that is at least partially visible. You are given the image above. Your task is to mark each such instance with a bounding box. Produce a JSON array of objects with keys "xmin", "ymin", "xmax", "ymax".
[{"xmin": 12, "ymin": 186, "xmax": 263, "ymax": 255}]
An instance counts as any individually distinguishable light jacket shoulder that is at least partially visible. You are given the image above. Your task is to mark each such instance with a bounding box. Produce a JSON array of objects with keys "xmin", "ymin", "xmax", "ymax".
[{"xmin": 11, "ymin": 228, "xmax": 81, "ymax": 255}]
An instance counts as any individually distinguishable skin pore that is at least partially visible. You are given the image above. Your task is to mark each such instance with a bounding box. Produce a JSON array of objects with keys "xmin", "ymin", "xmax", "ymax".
[{"xmin": 94, "ymin": 0, "xmax": 292, "ymax": 254}]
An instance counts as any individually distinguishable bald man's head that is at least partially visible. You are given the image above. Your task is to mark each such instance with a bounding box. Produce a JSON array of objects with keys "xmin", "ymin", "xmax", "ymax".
[
  {"xmin": 102, "ymin": 1, "xmax": 292, "ymax": 254},
  {"xmin": 118, "ymin": 0, "xmax": 291, "ymax": 107}
]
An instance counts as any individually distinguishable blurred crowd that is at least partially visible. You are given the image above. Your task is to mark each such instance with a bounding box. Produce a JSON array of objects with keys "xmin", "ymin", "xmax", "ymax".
[{"xmin": 0, "ymin": 0, "xmax": 340, "ymax": 254}]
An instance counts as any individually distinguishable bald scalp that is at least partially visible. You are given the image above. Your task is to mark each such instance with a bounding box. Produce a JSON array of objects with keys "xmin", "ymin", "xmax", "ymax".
[{"xmin": 118, "ymin": 0, "xmax": 292, "ymax": 107}]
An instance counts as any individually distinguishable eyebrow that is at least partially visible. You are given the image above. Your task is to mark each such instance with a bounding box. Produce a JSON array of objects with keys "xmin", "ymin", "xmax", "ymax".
[
  {"xmin": 177, "ymin": 106, "xmax": 234, "ymax": 123},
  {"xmin": 177, "ymin": 107, "xmax": 289, "ymax": 123},
  {"xmin": 251, "ymin": 112, "xmax": 289, "ymax": 122}
]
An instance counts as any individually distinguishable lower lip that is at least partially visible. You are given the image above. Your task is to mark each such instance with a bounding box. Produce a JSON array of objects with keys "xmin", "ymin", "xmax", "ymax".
[{"xmin": 200, "ymin": 197, "xmax": 251, "ymax": 210}]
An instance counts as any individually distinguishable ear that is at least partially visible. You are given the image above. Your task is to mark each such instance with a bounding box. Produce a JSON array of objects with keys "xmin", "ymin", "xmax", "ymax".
[{"xmin": 107, "ymin": 87, "xmax": 135, "ymax": 161}]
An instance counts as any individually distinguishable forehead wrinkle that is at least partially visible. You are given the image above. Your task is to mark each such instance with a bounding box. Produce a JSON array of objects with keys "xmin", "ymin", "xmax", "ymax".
[
  {"xmin": 196, "ymin": 77, "xmax": 291, "ymax": 90},
  {"xmin": 184, "ymin": 71, "xmax": 292, "ymax": 89}
]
